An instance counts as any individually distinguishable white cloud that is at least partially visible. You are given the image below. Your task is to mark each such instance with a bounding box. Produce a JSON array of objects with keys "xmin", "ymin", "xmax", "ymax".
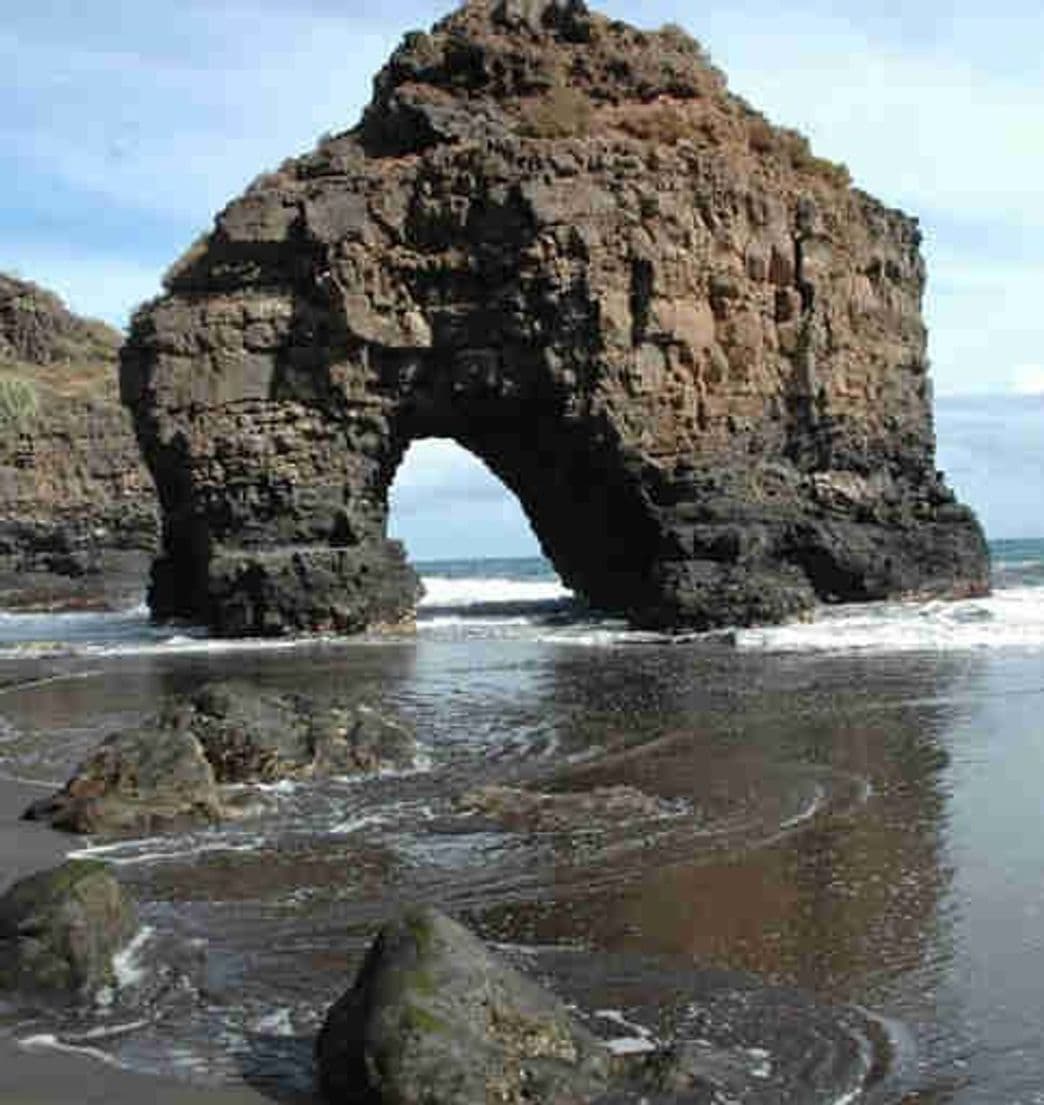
[
  {"xmin": 607, "ymin": 2, "xmax": 1044, "ymax": 398},
  {"xmin": 935, "ymin": 395, "xmax": 1044, "ymax": 539},
  {"xmin": 1012, "ymin": 365, "xmax": 1044, "ymax": 396},
  {"xmin": 5, "ymin": 0, "xmax": 1043, "ymax": 401},
  {"xmin": 628, "ymin": 5, "xmax": 1044, "ymax": 228},
  {"xmin": 390, "ymin": 439, "xmax": 495, "ymax": 493},
  {"xmin": 923, "ymin": 254, "xmax": 1044, "ymax": 396},
  {"xmin": 388, "ymin": 439, "xmax": 541, "ymax": 559},
  {"xmin": 0, "ymin": 13, "xmax": 397, "ymax": 227}
]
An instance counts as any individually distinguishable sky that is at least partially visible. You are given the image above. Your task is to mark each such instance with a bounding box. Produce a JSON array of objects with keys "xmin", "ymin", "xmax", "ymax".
[{"xmin": 2, "ymin": 0, "xmax": 1042, "ymax": 552}]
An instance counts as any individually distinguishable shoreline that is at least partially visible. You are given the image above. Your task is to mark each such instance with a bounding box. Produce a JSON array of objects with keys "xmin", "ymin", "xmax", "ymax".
[{"xmin": 0, "ymin": 777, "xmax": 284, "ymax": 1104}]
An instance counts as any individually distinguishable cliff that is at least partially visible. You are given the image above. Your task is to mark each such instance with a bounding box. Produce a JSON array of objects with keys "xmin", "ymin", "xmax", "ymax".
[
  {"xmin": 121, "ymin": 0, "xmax": 988, "ymax": 635},
  {"xmin": 0, "ymin": 275, "xmax": 157, "ymax": 609}
]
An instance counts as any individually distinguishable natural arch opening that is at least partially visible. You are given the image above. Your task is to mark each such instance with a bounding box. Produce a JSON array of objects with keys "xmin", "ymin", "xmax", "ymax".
[{"xmin": 387, "ymin": 439, "xmax": 542, "ymax": 563}]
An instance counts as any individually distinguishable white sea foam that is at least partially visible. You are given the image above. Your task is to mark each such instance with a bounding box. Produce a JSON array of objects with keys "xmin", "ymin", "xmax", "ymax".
[
  {"xmin": 540, "ymin": 624, "xmax": 693, "ymax": 647},
  {"xmin": 605, "ymin": 1036, "xmax": 658, "ymax": 1056},
  {"xmin": 736, "ymin": 586, "xmax": 1044, "ymax": 654},
  {"xmin": 0, "ymin": 631, "xmax": 357, "ymax": 662},
  {"xmin": 251, "ymin": 1007, "xmax": 295, "ymax": 1037},
  {"xmin": 0, "ymin": 568, "xmax": 1038, "ymax": 659},
  {"xmin": 780, "ymin": 783, "xmax": 826, "ymax": 828},
  {"xmin": 596, "ymin": 1009, "xmax": 659, "ymax": 1056},
  {"xmin": 0, "ymin": 602, "xmax": 148, "ymax": 629},
  {"xmin": 746, "ymin": 1046, "xmax": 774, "ymax": 1079},
  {"xmin": 328, "ymin": 812, "xmax": 387, "ymax": 835},
  {"xmin": 18, "ymin": 1033, "xmax": 125, "ymax": 1068},
  {"xmin": 71, "ymin": 1020, "xmax": 152, "ymax": 1042},
  {"xmin": 112, "ymin": 926, "xmax": 155, "ymax": 990},
  {"xmin": 69, "ymin": 831, "xmax": 269, "ymax": 867},
  {"xmin": 419, "ymin": 575, "xmax": 572, "ymax": 608},
  {"xmin": 421, "ymin": 614, "xmax": 534, "ymax": 628}
]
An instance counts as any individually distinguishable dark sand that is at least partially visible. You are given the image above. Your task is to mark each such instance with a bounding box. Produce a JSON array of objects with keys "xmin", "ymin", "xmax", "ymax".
[{"xmin": 0, "ymin": 778, "xmax": 274, "ymax": 1104}]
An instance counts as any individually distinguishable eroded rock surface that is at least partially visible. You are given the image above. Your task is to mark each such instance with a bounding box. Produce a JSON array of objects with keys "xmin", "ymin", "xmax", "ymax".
[
  {"xmin": 0, "ymin": 274, "xmax": 157, "ymax": 609},
  {"xmin": 0, "ymin": 860, "xmax": 137, "ymax": 1000},
  {"xmin": 22, "ymin": 725, "xmax": 223, "ymax": 834},
  {"xmin": 24, "ymin": 682, "xmax": 416, "ymax": 834},
  {"xmin": 122, "ymin": 0, "xmax": 988, "ymax": 635}
]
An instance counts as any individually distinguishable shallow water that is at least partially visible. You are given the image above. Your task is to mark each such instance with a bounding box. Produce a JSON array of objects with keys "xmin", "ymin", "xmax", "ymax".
[{"xmin": 0, "ymin": 543, "xmax": 1042, "ymax": 1103}]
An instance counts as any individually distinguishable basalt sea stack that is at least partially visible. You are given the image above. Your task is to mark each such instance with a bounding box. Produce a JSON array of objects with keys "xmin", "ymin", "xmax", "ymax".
[{"xmin": 121, "ymin": 0, "xmax": 989, "ymax": 636}]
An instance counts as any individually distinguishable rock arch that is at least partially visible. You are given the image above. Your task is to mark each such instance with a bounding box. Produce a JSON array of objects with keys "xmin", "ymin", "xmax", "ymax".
[{"xmin": 120, "ymin": 0, "xmax": 988, "ymax": 636}]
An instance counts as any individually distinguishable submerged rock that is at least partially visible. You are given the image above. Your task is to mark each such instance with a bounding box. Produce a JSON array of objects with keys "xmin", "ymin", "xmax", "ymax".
[
  {"xmin": 24, "ymin": 682, "xmax": 416, "ymax": 834},
  {"xmin": 0, "ymin": 860, "xmax": 137, "ymax": 1000},
  {"xmin": 456, "ymin": 783, "xmax": 677, "ymax": 832},
  {"xmin": 316, "ymin": 905, "xmax": 610, "ymax": 1104},
  {"xmin": 23, "ymin": 726, "xmax": 222, "ymax": 834}
]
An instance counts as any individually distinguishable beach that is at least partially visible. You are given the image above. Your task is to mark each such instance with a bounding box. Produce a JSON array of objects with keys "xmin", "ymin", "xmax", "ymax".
[
  {"xmin": 0, "ymin": 776, "xmax": 275, "ymax": 1103},
  {"xmin": 0, "ymin": 541, "xmax": 1042, "ymax": 1103}
]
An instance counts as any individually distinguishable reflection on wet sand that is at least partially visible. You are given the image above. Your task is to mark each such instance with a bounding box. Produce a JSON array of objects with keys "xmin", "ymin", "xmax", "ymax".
[{"xmin": 0, "ymin": 642, "xmax": 1011, "ymax": 1102}]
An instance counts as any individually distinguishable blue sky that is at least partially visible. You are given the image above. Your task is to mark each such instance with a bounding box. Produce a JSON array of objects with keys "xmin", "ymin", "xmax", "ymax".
[{"xmin": 3, "ymin": 0, "xmax": 1042, "ymax": 550}]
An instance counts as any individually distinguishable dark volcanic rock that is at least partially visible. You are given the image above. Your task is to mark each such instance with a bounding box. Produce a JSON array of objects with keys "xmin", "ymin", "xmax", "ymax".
[
  {"xmin": 121, "ymin": 0, "xmax": 989, "ymax": 635},
  {"xmin": 316, "ymin": 906, "xmax": 611, "ymax": 1104},
  {"xmin": 0, "ymin": 860, "xmax": 137, "ymax": 1000},
  {"xmin": 23, "ymin": 725, "xmax": 222, "ymax": 835},
  {"xmin": 186, "ymin": 681, "xmax": 416, "ymax": 783},
  {"xmin": 24, "ymin": 682, "xmax": 416, "ymax": 834},
  {"xmin": 0, "ymin": 273, "xmax": 157, "ymax": 609}
]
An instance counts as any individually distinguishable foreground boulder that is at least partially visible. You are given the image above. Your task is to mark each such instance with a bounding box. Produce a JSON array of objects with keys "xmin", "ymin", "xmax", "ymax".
[
  {"xmin": 316, "ymin": 906, "xmax": 610, "ymax": 1104},
  {"xmin": 122, "ymin": 0, "xmax": 988, "ymax": 637},
  {"xmin": 24, "ymin": 682, "xmax": 416, "ymax": 834},
  {"xmin": 0, "ymin": 273, "xmax": 157, "ymax": 609},
  {"xmin": 317, "ymin": 908, "xmax": 882, "ymax": 1104},
  {"xmin": 0, "ymin": 860, "xmax": 137, "ymax": 1000}
]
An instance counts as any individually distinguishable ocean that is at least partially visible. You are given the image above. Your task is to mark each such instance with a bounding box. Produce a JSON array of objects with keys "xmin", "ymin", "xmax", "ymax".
[{"xmin": 0, "ymin": 538, "xmax": 1042, "ymax": 1103}]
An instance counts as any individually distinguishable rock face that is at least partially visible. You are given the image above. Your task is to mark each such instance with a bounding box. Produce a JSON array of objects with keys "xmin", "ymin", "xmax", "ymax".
[
  {"xmin": 0, "ymin": 860, "xmax": 137, "ymax": 1000},
  {"xmin": 24, "ymin": 682, "xmax": 416, "ymax": 834},
  {"xmin": 0, "ymin": 274, "xmax": 158, "ymax": 609},
  {"xmin": 316, "ymin": 906, "xmax": 610, "ymax": 1104},
  {"xmin": 121, "ymin": 0, "xmax": 989, "ymax": 635}
]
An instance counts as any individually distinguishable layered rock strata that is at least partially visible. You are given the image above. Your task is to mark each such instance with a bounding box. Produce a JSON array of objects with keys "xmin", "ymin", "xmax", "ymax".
[
  {"xmin": 121, "ymin": 0, "xmax": 988, "ymax": 635},
  {"xmin": 0, "ymin": 274, "xmax": 157, "ymax": 608}
]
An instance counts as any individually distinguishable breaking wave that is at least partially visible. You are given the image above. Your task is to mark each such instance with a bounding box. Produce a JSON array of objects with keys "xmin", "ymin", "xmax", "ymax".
[{"xmin": 734, "ymin": 586, "xmax": 1044, "ymax": 655}]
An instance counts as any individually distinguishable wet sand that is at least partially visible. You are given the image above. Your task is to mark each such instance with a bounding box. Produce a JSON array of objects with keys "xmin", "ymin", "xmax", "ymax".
[
  {"xmin": 0, "ymin": 778, "xmax": 278, "ymax": 1105},
  {"xmin": 0, "ymin": 1045, "xmax": 274, "ymax": 1105},
  {"xmin": 1, "ymin": 607, "xmax": 1042, "ymax": 1103}
]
